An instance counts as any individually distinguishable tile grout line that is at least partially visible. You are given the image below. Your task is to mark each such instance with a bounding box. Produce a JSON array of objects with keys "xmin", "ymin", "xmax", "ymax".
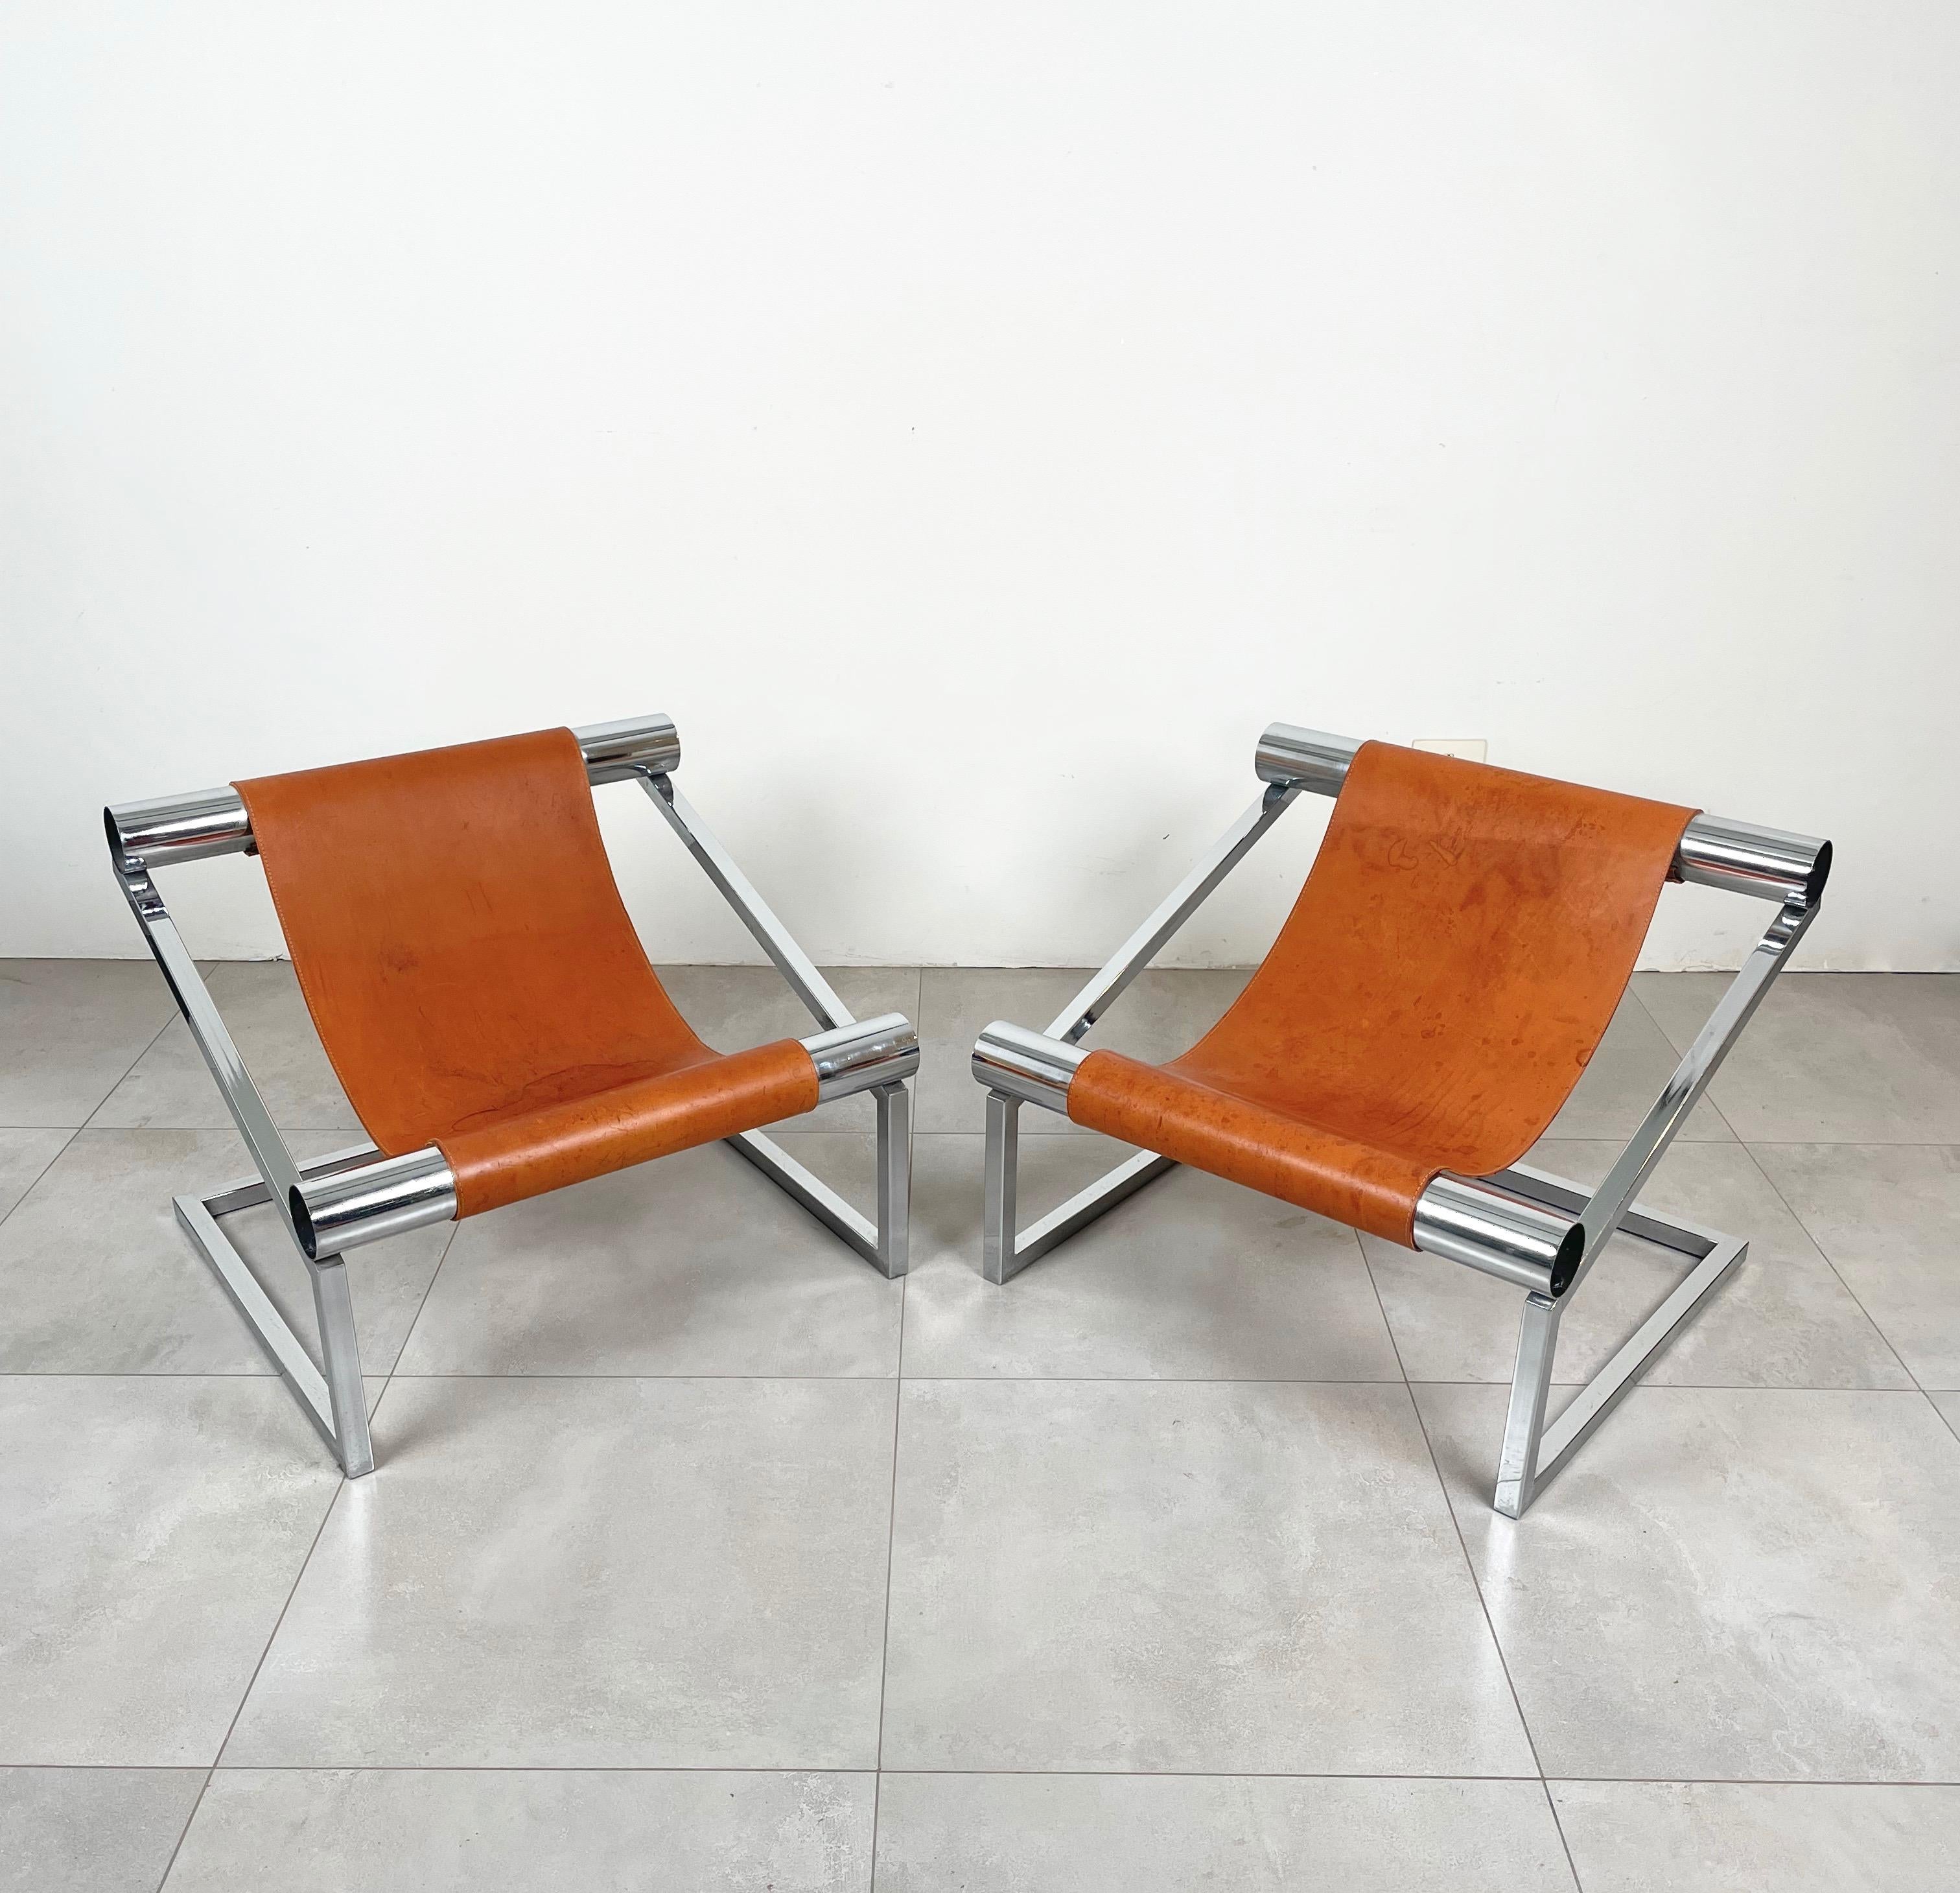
[
  {"xmin": 1541, "ymin": 1780, "xmax": 1591, "ymax": 1893},
  {"xmin": 79, "ymin": 1004, "xmax": 184, "ymax": 1135},
  {"xmin": 1359, "ymin": 1229, "xmax": 1586, "ymax": 1891},
  {"xmin": 9, "ymin": 1760, "xmax": 1960, "ymax": 1781},
  {"xmin": 1735, "ymin": 1142, "xmax": 1926, "ymax": 1396},
  {"xmin": 1349, "ymin": 1223, "xmax": 1408, "ymax": 1391},
  {"xmin": 147, "ymin": 1477, "xmax": 349, "ymax": 1891},
  {"xmin": 0, "ymin": 1126, "xmax": 80, "ymax": 1239},
  {"xmin": 1399, "ymin": 1385, "xmax": 1550, "ymax": 1770},
  {"xmin": 146, "ymin": 1766, "xmax": 213, "ymax": 1893},
  {"xmin": 6, "ymin": 1369, "xmax": 1956, "ymax": 1396},
  {"xmin": 1709, "ymin": 1138, "xmax": 1960, "ymax": 1149},
  {"xmin": 377, "ymin": 1219, "xmax": 463, "ymax": 1396},
  {"xmin": 0, "ymin": 997, "xmax": 180, "ymax": 1236},
  {"xmin": 1402, "ymin": 1382, "xmax": 1591, "ymax": 1889},
  {"xmin": 866, "ymin": 1242, "xmax": 911, "ymax": 1890}
]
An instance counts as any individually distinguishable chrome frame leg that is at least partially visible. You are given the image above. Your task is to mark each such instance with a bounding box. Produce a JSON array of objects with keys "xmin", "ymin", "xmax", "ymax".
[
  {"xmin": 874, "ymin": 1079, "xmax": 911, "ymax": 1279},
  {"xmin": 1488, "ymin": 1164, "xmax": 1745, "ymax": 1518},
  {"xmin": 310, "ymin": 1256, "xmax": 374, "ymax": 1479},
  {"xmin": 173, "ymin": 1139, "xmax": 384, "ymax": 1478},
  {"xmin": 1494, "ymin": 1293, "xmax": 1562, "ymax": 1519},
  {"xmin": 723, "ymin": 1079, "xmax": 912, "ymax": 1280},
  {"xmin": 983, "ymin": 1090, "xmax": 1020, "ymax": 1285},
  {"xmin": 643, "ymin": 771, "xmax": 913, "ymax": 1278},
  {"xmin": 983, "ymin": 1087, "xmax": 1177, "ymax": 1286}
]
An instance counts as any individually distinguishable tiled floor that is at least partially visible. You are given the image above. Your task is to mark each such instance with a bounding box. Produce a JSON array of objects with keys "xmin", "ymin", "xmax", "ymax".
[{"xmin": 3, "ymin": 958, "xmax": 1959, "ymax": 1890}]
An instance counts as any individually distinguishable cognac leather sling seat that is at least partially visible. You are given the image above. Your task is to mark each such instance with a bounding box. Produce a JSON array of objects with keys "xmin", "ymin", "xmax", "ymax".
[
  {"xmin": 106, "ymin": 715, "xmax": 916, "ymax": 1478},
  {"xmin": 973, "ymin": 722, "xmax": 1830, "ymax": 1519}
]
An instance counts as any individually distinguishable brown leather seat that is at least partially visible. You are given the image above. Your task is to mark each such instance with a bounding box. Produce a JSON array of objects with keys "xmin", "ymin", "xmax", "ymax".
[
  {"xmin": 235, "ymin": 727, "xmax": 819, "ymax": 1215},
  {"xmin": 1066, "ymin": 741, "xmax": 1696, "ymax": 1243}
]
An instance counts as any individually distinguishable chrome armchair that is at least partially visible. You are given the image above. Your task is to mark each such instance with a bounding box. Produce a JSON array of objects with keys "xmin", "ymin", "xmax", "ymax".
[{"xmin": 972, "ymin": 723, "xmax": 1829, "ymax": 1518}]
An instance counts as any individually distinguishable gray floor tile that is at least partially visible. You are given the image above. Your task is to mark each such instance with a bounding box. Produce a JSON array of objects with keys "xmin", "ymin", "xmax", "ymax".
[
  {"xmin": 225, "ymin": 1376, "xmax": 895, "ymax": 1768},
  {"xmin": 397, "ymin": 1133, "xmax": 900, "ymax": 1377},
  {"xmin": 874, "ymin": 1774, "xmax": 1576, "ymax": 1892},
  {"xmin": 0, "ymin": 1128, "xmax": 450, "ymax": 1375},
  {"xmin": 1548, "ymin": 994, "xmax": 1733, "ymax": 1142},
  {"xmin": 1366, "ymin": 1141, "xmax": 1909, "ymax": 1389},
  {"xmin": 881, "ymin": 1379, "xmax": 1535, "ymax": 1774},
  {"xmin": 916, "ymin": 967, "xmax": 1250, "ymax": 1134},
  {"xmin": 1933, "ymin": 1390, "xmax": 1960, "ymax": 1440},
  {"xmin": 0, "ymin": 1378, "xmax": 341, "ymax": 1765},
  {"xmin": 1416, "ymin": 1384, "xmax": 1960, "ymax": 1780},
  {"xmin": 0, "ymin": 1767, "xmax": 204, "ymax": 1893},
  {"xmin": 659, "ymin": 963, "xmax": 922, "ymax": 1133},
  {"xmin": 902, "ymin": 1132, "xmax": 1399, "ymax": 1380},
  {"xmin": 1550, "ymin": 1781, "xmax": 1960, "ymax": 1892},
  {"xmin": 1752, "ymin": 1143, "xmax": 1960, "ymax": 1390},
  {"xmin": 1635, "ymin": 972, "xmax": 1960, "ymax": 1143},
  {"xmin": 92, "ymin": 961, "xmax": 359, "ymax": 1131},
  {"xmin": 0, "ymin": 1128, "xmax": 71, "ymax": 1221},
  {"xmin": 0, "ymin": 959, "xmax": 176, "ymax": 1127},
  {"xmin": 168, "ymin": 1769, "xmax": 875, "ymax": 1892}
]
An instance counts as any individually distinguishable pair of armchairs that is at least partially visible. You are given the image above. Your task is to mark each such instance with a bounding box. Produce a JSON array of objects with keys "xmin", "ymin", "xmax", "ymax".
[{"xmin": 106, "ymin": 715, "xmax": 1827, "ymax": 1517}]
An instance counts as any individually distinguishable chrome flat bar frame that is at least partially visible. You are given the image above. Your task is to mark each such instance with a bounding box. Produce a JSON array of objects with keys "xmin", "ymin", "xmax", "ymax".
[
  {"xmin": 1047, "ymin": 783, "xmax": 1299, "ymax": 1045},
  {"xmin": 1489, "ymin": 1160, "xmax": 1743, "ymax": 1507},
  {"xmin": 641, "ymin": 775, "xmax": 853, "ymax": 1031},
  {"xmin": 200, "ymin": 1141, "xmax": 380, "ymax": 1218},
  {"xmin": 1491, "ymin": 1161, "xmax": 1717, "ymax": 1260},
  {"xmin": 985, "ymin": 778, "xmax": 1302, "ymax": 1282},
  {"xmin": 634, "ymin": 770, "xmax": 911, "ymax": 1278},
  {"xmin": 1534, "ymin": 1234, "xmax": 1746, "ymax": 1493},
  {"xmin": 975, "ymin": 716, "xmax": 1829, "ymax": 1519},
  {"xmin": 176, "ymin": 1193, "xmax": 335, "ymax": 1450},
  {"xmin": 983, "ymin": 1088, "xmax": 1174, "ymax": 1286},
  {"xmin": 110, "ymin": 859, "xmax": 376, "ymax": 1476},
  {"xmin": 727, "ymin": 1077, "xmax": 911, "ymax": 1279},
  {"xmin": 1488, "ymin": 894, "xmax": 1816, "ymax": 1517}
]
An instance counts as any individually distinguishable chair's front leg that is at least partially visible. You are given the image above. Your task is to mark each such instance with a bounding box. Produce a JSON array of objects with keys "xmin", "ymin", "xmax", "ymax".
[
  {"xmin": 983, "ymin": 1090, "xmax": 1022, "ymax": 1285},
  {"xmin": 308, "ymin": 1255, "xmax": 375, "ymax": 1478},
  {"xmin": 1493, "ymin": 1291, "xmax": 1562, "ymax": 1518},
  {"xmin": 874, "ymin": 1081, "xmax": 911, "ymax": 1280}
]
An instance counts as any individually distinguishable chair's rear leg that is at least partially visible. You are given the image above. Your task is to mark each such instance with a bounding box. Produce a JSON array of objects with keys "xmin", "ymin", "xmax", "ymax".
[
  {"xmin": 983, "ymin": 1090, "xmax": 1021, "ymax": 1285},
  {"xmin": 309, "ymin": 1257, "xmax": 374, "ymax": 1478},
  {"xmin": 1493, "ymin": 1291, "xmax": 1562, "ymax": 1518},
  {"xmin": 874, "ymin": 1081, "xmax": 911, "ymax": 1280}
]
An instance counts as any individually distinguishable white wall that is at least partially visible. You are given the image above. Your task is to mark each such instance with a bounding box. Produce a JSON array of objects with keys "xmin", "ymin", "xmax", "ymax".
[{"xmin": 3, "ymin": 3, "xmax": 1955, "ymax": 970}]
